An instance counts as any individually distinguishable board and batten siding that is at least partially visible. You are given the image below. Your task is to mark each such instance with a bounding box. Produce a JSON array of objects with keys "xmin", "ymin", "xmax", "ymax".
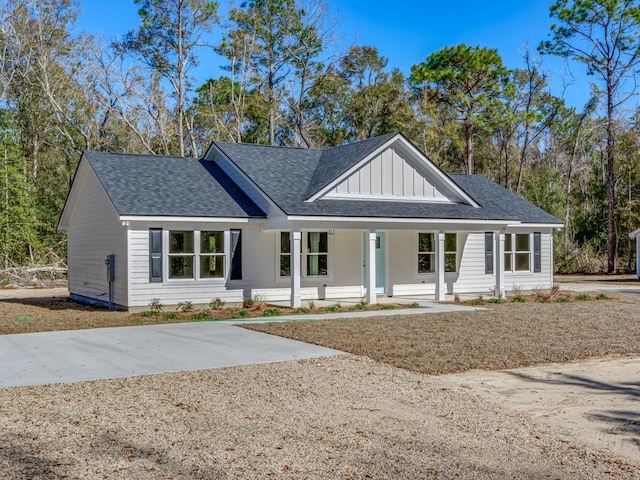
[
  {"xmin": 66, "ymin": 161, "xmax": 128, "ymax": 306},
  {"xmin": 328, "ymin": 147, "xmax": 446, "ymax": 199}
]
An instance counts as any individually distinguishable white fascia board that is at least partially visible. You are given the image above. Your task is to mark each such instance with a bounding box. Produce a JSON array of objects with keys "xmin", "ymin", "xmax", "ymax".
[
  {"xmin": 508, "ymin": 222, "xmax": 565, "ymax": 230},
  {"xmin": 58, "ymin": 154, "xmax": 89, "ymax": 230},
  {"xmin": 119, "ymin": 215, "xmax": 262, "ymax": 223},
  {"xmin": 265, "ymin": 215, "xmax": 515, "ymax": 231},
  {"xmin": 207, "ymin": 142, "xmax": 285, "ymax": 217},
  {"xmin": 630, "ymin": 227, "xmax": 640, "ymax": 238},
  {"xmin": 306, "ymin": 134, "xmax": 480, "ymax": 208}
]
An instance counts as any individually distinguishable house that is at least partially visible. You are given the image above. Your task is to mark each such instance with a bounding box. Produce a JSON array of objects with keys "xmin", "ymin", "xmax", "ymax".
[{"xmin": 58, "ymin": 132, "xmax": 562, "ymax": 310}]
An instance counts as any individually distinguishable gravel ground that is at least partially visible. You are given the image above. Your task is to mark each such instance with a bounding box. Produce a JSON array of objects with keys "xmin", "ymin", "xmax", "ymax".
[{"xmin": 1, "ymin": 355, "xmax": 638, "ymax": 479}]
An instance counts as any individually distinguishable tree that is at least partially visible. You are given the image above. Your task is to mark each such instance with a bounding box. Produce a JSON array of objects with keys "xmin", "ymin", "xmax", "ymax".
[
  {"xmin": 539, "ymin": 0, "xmax": 640, "ymax": 272},
  {"xmin": 409, "ymin": 44, "xmax": 510, "ymax": 174},
  {"xmin": 116, "ymin": 0, "xmax": 218, "ymax": 157}
]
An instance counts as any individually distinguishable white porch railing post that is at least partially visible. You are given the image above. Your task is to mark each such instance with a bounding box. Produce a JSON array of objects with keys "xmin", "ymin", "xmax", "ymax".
[
  {"xmin": 366, "ymin": 230, "xmax": 377, "ymax": 305},
  {"xmin": 435, "ymin": 231, "xmax": 446, "ymax": 301},
  {"xmin": 290, "ymin": 230, "xmax": 302, "ymax": 308},
  {"xmin": 495, "ymin": 231, "xmax": 505, "ymax": 298}
]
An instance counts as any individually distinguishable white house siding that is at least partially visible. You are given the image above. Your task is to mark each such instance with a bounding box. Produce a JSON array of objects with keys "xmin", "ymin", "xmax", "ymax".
[
  {"xmin": 67, "ymin": 163, "xmax": 128, "ymax": 307},
  {"xmin": 330, "ymin": 147, "xmax": 446, "ymax": 200}
]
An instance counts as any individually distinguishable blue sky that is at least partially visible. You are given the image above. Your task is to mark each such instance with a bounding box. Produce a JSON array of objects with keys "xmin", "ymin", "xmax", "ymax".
[{"xmin": 77, "ymin": 0, "xmax": 594, "ymax": 109}]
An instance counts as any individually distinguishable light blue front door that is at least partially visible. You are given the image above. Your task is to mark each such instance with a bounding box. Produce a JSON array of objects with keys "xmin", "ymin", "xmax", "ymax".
[{"xmin": 363, "ymin": 232, "xmax": 386, "ymax": 294}]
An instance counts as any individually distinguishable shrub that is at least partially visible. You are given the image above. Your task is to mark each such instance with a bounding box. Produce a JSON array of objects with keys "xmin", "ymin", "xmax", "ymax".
[
  {"xmin": 263, "ymin": 308, "xmax": 282, "ymax": 317},
  {"xmin": 233, "ymin": 310, "xmax": 251, "ymax": 318},
  {"xmin": 242, "ymin": 298, "xmax": 254, "ymax": 309},
  {"xmin": 177, "ymin": 301, "xmax": 194, "ymax": 312},
  {"xmin": 164, "ymin": 312, "xmax": 181, "ymax": 320},
  {"xmin": 209, "ymin": 297, "xmax": 226, "ymax": 310},
  {"xmin": 576, "ymin": 293, "xmax": 591, "ymax": 301},
  {"xmin": 141, "ymin": 310, "xmax": 156, "ymax": 317},
  {"xmin": 149, "ymin": 298, "xmax": 164, "ymax": 313},
  {"xmin": 192, "ymin": 311, "xmax": 210, "ymax": 320},
  {"xmin": 307, "ymin": 300, "xmax": 316, "ymax": 311},
  {"xmin": 408, "ymin": 302, "xmax": 421, "ymax": 308},
  {"xmin": 327, "ymin": 304, "xmax": 341, "ymax": 312},
  {"xmin": 556, "ymin": 296, "xmax": 569, "ymax": 303},
  {"xmin": 379, "ymin": 304, "xmax": 396, "ymax": 310},
  {"xmin": 511, "ymin": 295, "xmax": 526, "ymax": 303},
  {"xmin": 596, "ymin": 293, "xmax": 609, "ymax": 300},
  {"xmin": 470, "ymin": 298, "xmax": 485, "ymax": 306},
  {"xmin": 534, "ymin": 298, "xmax": 550, "ymax": 303},
  {"xmin": 295, "ymin": 307, "xmax": 311, "ymax": 314},
  {"xmin": 488, "ymin": 297, "xmax": 503, "ymax": 304},
  {"xmin": 354, "ymin": 302, "xmax": 369, "ymax": 310}
]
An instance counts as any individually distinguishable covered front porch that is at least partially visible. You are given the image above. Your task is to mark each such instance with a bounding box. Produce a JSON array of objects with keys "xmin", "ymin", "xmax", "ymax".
[{"xmin": 263, "ymin": 218, "xmax": 523, "ymax": 308}]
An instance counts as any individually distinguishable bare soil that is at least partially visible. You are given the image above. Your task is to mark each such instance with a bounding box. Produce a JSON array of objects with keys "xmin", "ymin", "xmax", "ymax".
[{"xmin": 246, "ymin": 294, "xmax": 640, "ymax": 375}]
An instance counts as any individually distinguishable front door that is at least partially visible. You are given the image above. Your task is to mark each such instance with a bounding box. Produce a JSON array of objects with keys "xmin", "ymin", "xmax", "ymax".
[{"xmin": 363, "ymin": 232, "xmax": 386, "ymax": 294}]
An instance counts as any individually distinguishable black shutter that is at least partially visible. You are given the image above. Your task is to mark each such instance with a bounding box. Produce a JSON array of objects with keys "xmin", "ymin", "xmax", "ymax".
[
  {"xmin": 533, "ymin": 232, "xmax": 541, "ymax": 273},
  {"xmin": 230, "ymin": 229, "xmax": 242, "ymax": 280},
  {"xmin": 485, "ymin": 232, "xmax": 494, "ymax": 274},
  {"xmin": 149, "ymin": 228, "xmax": 162, "ymax": 282}
]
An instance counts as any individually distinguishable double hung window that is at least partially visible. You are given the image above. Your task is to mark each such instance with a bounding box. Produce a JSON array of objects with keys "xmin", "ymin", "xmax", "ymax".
[
  {"xmin": 417, "ymin": 232, "xmax": 457, "ymax": 273},
  {"xmin": 504, "ymin": 233, "xmax": 530, "ymax": 272},
  {"xmin": 279, "ymin": 231, "xmax": 329, "ymax": 277},
  {"xmin": 167, "ymin": 230, "xmax": 225, "ymax": 280}
]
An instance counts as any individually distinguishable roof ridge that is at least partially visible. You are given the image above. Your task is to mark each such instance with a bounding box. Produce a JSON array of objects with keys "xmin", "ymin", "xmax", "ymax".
[
  {"xmin": 85, "ymin": 150, "xmax": 188, "ymax": 160},
  {"xmin": 215, "ymin": 141, "xmax": 313, "ymax": 151}
]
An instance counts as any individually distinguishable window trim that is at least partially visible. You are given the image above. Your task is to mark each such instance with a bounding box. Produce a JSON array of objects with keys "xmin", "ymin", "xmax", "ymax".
[
  {"xmin": 277, "ymin": 231, "xmax": 332, "ymax": 281},
  {"xmin": 416, "ymin": 232, "xmax": 458, "ymax": 276},
  {"xmin": 504, "ymin": 233, "xmax": 532, "ymax": 273},
  {"xmin": 162, "ymin": 229, "xmax": 230, "ymax": 284}
]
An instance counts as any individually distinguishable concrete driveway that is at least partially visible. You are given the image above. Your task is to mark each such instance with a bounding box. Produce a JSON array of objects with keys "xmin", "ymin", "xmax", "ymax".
[{"xmin": 0, "ymin": 322, "xmax": 343, "ymax": 388}]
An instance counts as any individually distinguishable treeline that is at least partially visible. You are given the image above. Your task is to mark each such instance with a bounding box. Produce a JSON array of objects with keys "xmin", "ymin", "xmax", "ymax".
[{"xmin": 1, "ymin": 0, "xmax": 639, "ymax": 274}]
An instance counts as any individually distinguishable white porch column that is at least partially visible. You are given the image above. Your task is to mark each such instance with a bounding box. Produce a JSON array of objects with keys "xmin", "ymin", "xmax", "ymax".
[
  {"xmin": 435, "ymin": 231, "xmax": 446, "ymax": 301},
  {"xmin": 366, "ymin": 230, "xmax": 377, "ymax": 305},
  {"xmin": 290, "ymin": 230, "xmax": 302, "ymax": 308},
  {"xmin": 495, "ymin": 231, "xmax": 505, "ymax": 298}
]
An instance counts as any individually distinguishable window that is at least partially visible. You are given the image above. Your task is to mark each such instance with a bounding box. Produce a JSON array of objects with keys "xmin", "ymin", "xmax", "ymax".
[
  {"xmin": 200, "ymin": 231, "xmax": 225, "ymax": 278},
  {"xmin": 279, "ymin": 231, "xmax": 329, "ymax": 277},
  {"xmin": 417, "ymin": 232, "xmax": 457, "ymax": 273},
  {"xmin": 505, "ymin": 233, "xmax": 530, "ymax": 272},
  {"xmin": 168, "ymin": 231, "xmax": 194, "ymax": 279},
  {"xmin": 165, "ymin": 230, "xmax": 228, "ymax": 281}
]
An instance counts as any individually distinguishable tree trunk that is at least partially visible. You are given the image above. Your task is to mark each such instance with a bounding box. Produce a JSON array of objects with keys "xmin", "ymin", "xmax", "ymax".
[
  {"xmin": 464, "ymin": 118, "xmax": 474, "ymax": 174},
  {"xmin": 606, "ymin": 76, "xmax": 616, "ymax": 273},
  {"xmin": 177, "ymin": 0, "xmax": 185, "ymax": 157}
]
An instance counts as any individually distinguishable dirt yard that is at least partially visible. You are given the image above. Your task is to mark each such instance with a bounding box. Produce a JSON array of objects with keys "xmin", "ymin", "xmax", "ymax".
[{"xmin": 2, "ymin": 281, "xmax": 640, "ymax": 477}]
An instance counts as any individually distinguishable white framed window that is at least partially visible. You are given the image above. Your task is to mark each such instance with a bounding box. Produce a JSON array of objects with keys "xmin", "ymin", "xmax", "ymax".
[
  {"xmin": 417, "ymin": 232, "xmax": 457, "ymax": 274},
  {"xmin": 166, "ymin": 230, "xmax": 227, "ymax": 281},
  {"xmin": 504, "ymin": 233, "xmax": 530, "ymax": 272},
  {"xmin": 279, "ymin": 231, "xmax": 329, "ymax": 278}
]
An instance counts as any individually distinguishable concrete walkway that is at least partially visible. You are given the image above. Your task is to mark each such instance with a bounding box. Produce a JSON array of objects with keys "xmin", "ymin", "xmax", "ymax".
[{"xmin": 0, "ymin": 322, "xmax": 343, "ymax": 389}]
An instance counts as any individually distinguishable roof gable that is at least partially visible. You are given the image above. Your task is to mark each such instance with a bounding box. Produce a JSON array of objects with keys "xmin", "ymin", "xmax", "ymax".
[{"xmin": 308, "ymin": 134, "xmax": 479, "ymax": 206}]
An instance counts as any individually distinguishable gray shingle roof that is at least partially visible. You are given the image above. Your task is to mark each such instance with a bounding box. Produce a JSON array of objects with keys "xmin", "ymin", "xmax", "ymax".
[
  {"xmin": 85, "ymin": 151, "xmax": 265, "ymax": 218},
  {"xmin": 214, "ymin": 137, "xmax": 562, "ymax": 224},
  {"xmin": 83, "ymin": 134, "xmax": 561, "ymax": 225}
]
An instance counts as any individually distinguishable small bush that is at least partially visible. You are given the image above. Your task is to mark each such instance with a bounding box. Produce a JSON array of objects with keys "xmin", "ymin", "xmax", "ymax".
[
  {"xmin": 177, "ymin": 301, "xmax": 194, "ymax": 312},
  {"xmin": 354, "ymin": 302, "xmax": 369, "ymax": 310},
  {"xmin": 534, "ymin": 298, "xmax": 550, "ymax": 303},
  {"xmin": 233, "ymin": 310, "xmax": 251, "ymax": 318},
  {"xmin": 307, "ymin": 300, "xmax": 316, "ymax": 310},
  {"xmin": 556, "ymin": 296, "xmax": 569, "ymax": 303},
  {"xmin": 209, "ymin": 297, "xmax": 226, "ymax": 310},
  {"xmin": 511, "ymin": 295, "xmax": 526, "ymax": 303},
  {"xmin": 263, "ymin": 308, "xmax": 282, "ymax": 317},
  {"xmin": 471, "ymin": 297, "xmax": 484, "ymax": 306},
  {"xmin": 242, "ymin": 298, "xmax": 254, "ymax": 309},
  {"xmin": 163, "ymin": 312, "xmax": 181, "ymax": 320},
  {"xmin": 488, "ymin": 297, "xmax": 503, "ymax": 304},
  {"xmin": 408, "ymin": 302, "xmax": 421, "ymax": 308},
  {"xmin": 379, "ymin": 304, "xmax": 396, "ymax": 310},
  {"xmin": 295, "ymin": 307, "xmax": 311, "ymax": 314},
  {"xmin": 327, "ymin": 304, "xmax": 341, "ymax": 312},
  {"xmin": 192, "ymin": 311, "xmax": 210, "ymax": 320},
  {"xmin": 149, "ymin": 298, "xmax": 164, "ymax": 313},
  {"xmin": 596, "ymin": 293, "xmax": 609, "ymax": 300},
  {"xmin": 576, "ymin": 293, "xmax": 591, "ymax": 301},
  {"xmin": 141, "ymin": 310, "xmax": 156, "ymax": 317}
]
